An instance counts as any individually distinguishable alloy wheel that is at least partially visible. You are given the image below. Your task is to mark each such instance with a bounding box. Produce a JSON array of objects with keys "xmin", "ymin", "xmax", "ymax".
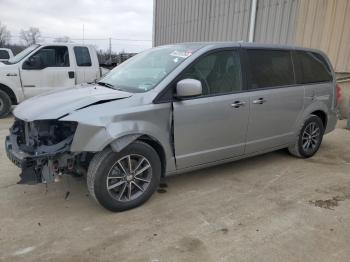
[
  {"xmin": 301, "ymin": 122, "xmax": 321, "ymax": 153},
  {"xmin": 106, "ymin": 154, "xmax": 152, "ymax": 202}
]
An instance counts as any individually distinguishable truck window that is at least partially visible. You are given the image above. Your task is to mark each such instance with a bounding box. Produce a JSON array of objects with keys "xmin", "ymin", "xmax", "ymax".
[
  {"xmin": 24, "ymin": 46, "xmax": 70, "ymax": 69},
  {"xmin": 74, "ymin": 46, "xmax": 92, "ymax": 67},
  {"xmin": 246, "ymin": 49, "xmax": 294, "ymax": 89},
  {"xmin": 0, "ymin": 50, "xmax": 10, "ymax": 59},
  {"xmin": 293, "ymin": 51, "xmax": 333, "ymax": 84}
]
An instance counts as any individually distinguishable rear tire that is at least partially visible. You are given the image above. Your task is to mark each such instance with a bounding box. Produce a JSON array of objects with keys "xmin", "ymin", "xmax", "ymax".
[
  {"xmin": 87, "ymin": 141, "xmax": 161, "ymax": 212},
  {"xmin": 0, "ymin": 90, "xmax": 12, "ymax": 118},
  {"xmin": 288, "ymin": 115, "xmax": 324, "ymax": 158}
]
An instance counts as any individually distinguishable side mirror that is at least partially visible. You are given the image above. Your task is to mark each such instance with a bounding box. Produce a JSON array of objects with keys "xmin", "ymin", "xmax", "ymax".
[{"xmin": 175, "ymin": 79, "xmax": 202, "ymax": 99}]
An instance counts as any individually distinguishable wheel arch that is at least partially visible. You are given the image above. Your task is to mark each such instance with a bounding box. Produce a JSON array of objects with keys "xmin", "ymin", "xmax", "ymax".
[
  {"xmin": 0, "ymin": 83, "xmax": 18, "ymax": 105},
  {"xmin": 109, "ymin": 133, "xmax": 167, "ymax": 177},
  {"xmin": 138, "ymin": 135, "xmax": 167, "ymax": 178},
  {"xmin": 298, "ymin": 101, "xmax": 329, "ymax": 132},
  {"xmin": 310, "ymin": 110, "xmax": 327, "ymax": 129}
]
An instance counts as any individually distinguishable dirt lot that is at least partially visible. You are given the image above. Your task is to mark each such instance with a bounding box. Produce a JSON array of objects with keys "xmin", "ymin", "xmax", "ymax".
[{"xmin": 0, "ymin": 116, "xmax": 350, "ymax": 262}]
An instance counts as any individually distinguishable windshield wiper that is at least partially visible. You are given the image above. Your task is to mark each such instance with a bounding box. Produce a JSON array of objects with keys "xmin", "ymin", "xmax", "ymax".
[
  {"xmin": 97, "ymin": 81, "xmax": 127, "ymax": 92},
  {"xmin": 97, "ymin": 81, "xmax": 115, "ymax": 89}
]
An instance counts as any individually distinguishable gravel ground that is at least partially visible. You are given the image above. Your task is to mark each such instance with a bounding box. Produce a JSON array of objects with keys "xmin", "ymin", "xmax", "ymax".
[{"xmin": 0, "ymin": 116, "xmax": 349, "ymax": 262}]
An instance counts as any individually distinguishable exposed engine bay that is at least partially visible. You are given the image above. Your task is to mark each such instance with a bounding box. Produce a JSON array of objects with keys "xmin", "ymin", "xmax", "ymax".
[{"xmin": 6, "ymin": 119, "xmax": 87, "ymax": 184}]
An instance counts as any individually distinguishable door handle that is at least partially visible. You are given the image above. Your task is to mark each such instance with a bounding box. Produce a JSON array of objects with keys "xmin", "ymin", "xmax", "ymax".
[
  {"xmin": 231, "ymin": 101, "xmax": 246, "ymax": 108},
  {"xmin": 252, "ymin": 98, "xmax": 266, "ymax": 104},
  {"xmin": 68, "ymin": 71, "xmax": 75, "ymax": 79}
]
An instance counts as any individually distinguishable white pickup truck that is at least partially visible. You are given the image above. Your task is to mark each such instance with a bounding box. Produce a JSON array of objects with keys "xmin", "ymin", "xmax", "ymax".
[
  {"xmin": 0, "ymin": 43, "xmax": 109, "ymax": 117},
  {"xmin": 0, "ymin": 48, "xmax": 14, "ymax": 62}
]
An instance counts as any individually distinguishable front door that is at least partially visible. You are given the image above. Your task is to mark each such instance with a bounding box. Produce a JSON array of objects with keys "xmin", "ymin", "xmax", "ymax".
[
  {"xmin": 20, "ymin": 45, "xmax": 75, "ymax": 98},
  {"xmin": 243, "ymin": 49, "xmax": 304, "ymax": 154},
  {"xmin": 173, "ymin": 49, "xmax": 250, "ymax": 169}
]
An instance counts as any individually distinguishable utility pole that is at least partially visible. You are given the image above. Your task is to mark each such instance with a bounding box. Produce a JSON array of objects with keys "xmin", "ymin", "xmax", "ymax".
[
  {"xmin": 248, "ymin": 0, "xmax": 257, "ymax": 42},
  {"xmin": 109, "ymin": 37, "xmax": 112, "ymax": 61}
]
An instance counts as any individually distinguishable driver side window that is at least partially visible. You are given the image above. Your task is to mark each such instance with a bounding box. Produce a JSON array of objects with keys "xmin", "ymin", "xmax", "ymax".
[
  {"xmin": 23, "ymin": 46, "xmax": 70, "ymax": 70},
  {"xmin": 181, "ymin": 50, "xmax": 242, "ymax": 96}
]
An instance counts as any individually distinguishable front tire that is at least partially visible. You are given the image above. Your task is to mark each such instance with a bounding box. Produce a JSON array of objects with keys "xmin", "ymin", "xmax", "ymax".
[
  {"xmin": 0, "ymin": 90, "xmax": 12, "ymax": 118},
  {"xmin": 288, "ymin": 115, "xmax": 324, "ymax": 158},
  {"xmin": 87, "ymin": 141, "xmax": 161, "ymax": 212}
]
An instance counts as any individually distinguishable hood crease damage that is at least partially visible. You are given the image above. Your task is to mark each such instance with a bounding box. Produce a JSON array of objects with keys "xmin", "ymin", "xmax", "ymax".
[{"xmin": 13, "ymin": 85, "xmax": 132, "ymax": 121}]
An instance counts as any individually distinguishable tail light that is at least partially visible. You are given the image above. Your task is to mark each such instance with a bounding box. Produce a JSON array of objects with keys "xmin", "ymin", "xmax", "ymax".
[{"xmin": 336, "ymin": 84, "xmax": 341, "ymax": 105}]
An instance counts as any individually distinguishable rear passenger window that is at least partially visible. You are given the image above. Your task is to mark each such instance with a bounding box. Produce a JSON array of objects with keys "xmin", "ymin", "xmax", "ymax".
[
  {"xmin": 293, "ymin": 51, "xmax": 332, "ymax": 84},
  {"xmin": 246, "ymin": 49, "xmax": 294, "ymax": 89},
  {"xmin": 181, "ymin": 50, "xmax": 242, "ymax": 96},
  {"xmin": 74, "ymin": 46, "xmax": 92, "ymax": 67}
]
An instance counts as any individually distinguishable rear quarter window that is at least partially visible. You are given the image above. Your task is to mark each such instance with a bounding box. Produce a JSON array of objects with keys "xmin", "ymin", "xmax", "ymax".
[
  {"xmin": 74, "ymin": 46, "xmax": 92, "ymax": 67},
  {"xmin": 246, "ymin": 49, "xmax": 294, "ymax": 89},
  {"xmin": 293, "ymin": 51, "xmax": 333, "ymax": 84}
]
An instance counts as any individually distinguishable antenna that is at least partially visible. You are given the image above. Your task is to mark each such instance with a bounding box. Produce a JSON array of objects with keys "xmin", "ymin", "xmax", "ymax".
[{"xmin": 82, "ymin": 24, "xmax": 85, "ymax": 44}]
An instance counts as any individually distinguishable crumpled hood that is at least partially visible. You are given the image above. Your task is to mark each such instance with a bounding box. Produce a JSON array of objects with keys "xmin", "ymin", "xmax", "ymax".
[{"xmin": 14, "ymin": 85, "xmax": 132, "ymax": 121}]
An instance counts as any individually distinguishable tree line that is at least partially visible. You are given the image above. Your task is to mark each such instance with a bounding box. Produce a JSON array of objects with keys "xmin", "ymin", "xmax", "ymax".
[
  {"xmin": 0, "ymin": 21, "xmax": 71, "ymax": 48},
  {"xmin": 0, "ymin": 21, "xmax": 136, "ymax": 65},
  {"xmin": 0, "ymin": 20, "xmax": 73, "ymax": 55}
]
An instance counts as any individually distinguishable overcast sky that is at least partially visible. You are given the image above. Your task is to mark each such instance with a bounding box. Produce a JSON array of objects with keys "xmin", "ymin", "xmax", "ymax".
[{"xmin": 0, "ymin": 0, "xmax": 153, "ymax": 53}]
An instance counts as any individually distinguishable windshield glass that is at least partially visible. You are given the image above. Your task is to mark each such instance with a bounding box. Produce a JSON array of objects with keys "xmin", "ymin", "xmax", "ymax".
[
  {"xmin": 7, "ymin": 44, "xmax": 40, "ymax": 64},
  {"xmin": 99, "ymin": 44, "xmax": 203, "ymax": 93}
]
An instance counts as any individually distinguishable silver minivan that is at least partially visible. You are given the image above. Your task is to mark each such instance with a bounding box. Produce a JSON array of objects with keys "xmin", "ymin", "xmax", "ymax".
[{"xmin": 5, "ymin": 43, "xmax": 338, "ymax": 211}]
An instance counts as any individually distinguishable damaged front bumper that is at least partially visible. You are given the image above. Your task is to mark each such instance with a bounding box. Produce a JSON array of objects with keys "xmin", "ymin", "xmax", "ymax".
[
  {"xmin": 5, "ymin": 119, "xmax": 83, "ymax": 185},
  {"xmin": 6, "ymin": 136, "xmax": 42, "ymax": 184}
]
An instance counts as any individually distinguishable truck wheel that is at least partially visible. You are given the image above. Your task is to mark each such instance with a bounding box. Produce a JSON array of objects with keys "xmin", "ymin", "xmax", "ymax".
[
  {"xmin": 87, "ymin": 141, "xmax": 161, "ymax": 212},
  {"xmin": 288, "ymin": 115, "xmax": 324, "ymax": 158},
  {"xmin": 0, "ymin": 90, "xmax": 12, "ymax": 118}
]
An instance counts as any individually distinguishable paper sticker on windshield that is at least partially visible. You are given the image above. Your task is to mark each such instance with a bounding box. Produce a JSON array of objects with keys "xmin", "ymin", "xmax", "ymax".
[{"xmin": 170, "ymin": 50, "xmax": 193, "ymax": 58}]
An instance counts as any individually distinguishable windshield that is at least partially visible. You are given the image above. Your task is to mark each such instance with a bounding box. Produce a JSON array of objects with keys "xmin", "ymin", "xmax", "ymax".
[
  {"xmin": 99, "ymin": 44, "xmax": 203, "ymax": 93},
  {"xmin": 7, "ymin": 44, "xmax": 40, "ymax": 64}
]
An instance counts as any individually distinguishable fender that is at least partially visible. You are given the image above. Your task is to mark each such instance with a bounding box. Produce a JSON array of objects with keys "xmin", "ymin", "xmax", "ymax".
[
  {"xmin": 110, "ymin": 134, "xmax": 141, "ymax": 152},
  {"xmin": 302, "ymin": 100, "xmax": 329, "ymax": 119},
  {"xmin": 108, "ymin": 120, "xmax": 174, "ymax": 164},
  {"xmin": 293, "ymin": 99, "xmax": 330, "ymax": 137},
  {"xmin": 0, "ymin": 67, "xmax": 25, "ymax": 103},
  {"xmin": 68, "ymin": 120, "xmax": 176, "ymax": 173}
]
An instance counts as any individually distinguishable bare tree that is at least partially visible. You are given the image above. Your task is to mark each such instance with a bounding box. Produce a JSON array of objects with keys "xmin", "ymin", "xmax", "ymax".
[
  {"xmin": 0, "ymin": 21, "xmax": 11, "ymax": 47},
  {"xmin": 53, "ymin": 36, "xmax": 71, "ymax": 43},
  {"xmin": 20, "ymin": 27, "xmax": 41, "ymax": 46}
]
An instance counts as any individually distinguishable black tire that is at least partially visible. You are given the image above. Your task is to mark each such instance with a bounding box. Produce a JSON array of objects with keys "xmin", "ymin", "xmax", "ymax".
[
  {"xmin": 288, "ymin": 115, "xmax": 325, "ymax": 158},
  {"xmin": 0, "ymin": 90, "xmax": 12, "ymax": 118},
  {"xmin": 87, "ymin": 141, "xmax": 161, "ymax": 212}
]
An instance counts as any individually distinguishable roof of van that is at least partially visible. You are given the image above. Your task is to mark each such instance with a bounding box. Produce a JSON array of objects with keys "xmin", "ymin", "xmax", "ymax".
[{"xmin": 165, "ymin": 41, "xmax": 323, "ymax": 54}]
